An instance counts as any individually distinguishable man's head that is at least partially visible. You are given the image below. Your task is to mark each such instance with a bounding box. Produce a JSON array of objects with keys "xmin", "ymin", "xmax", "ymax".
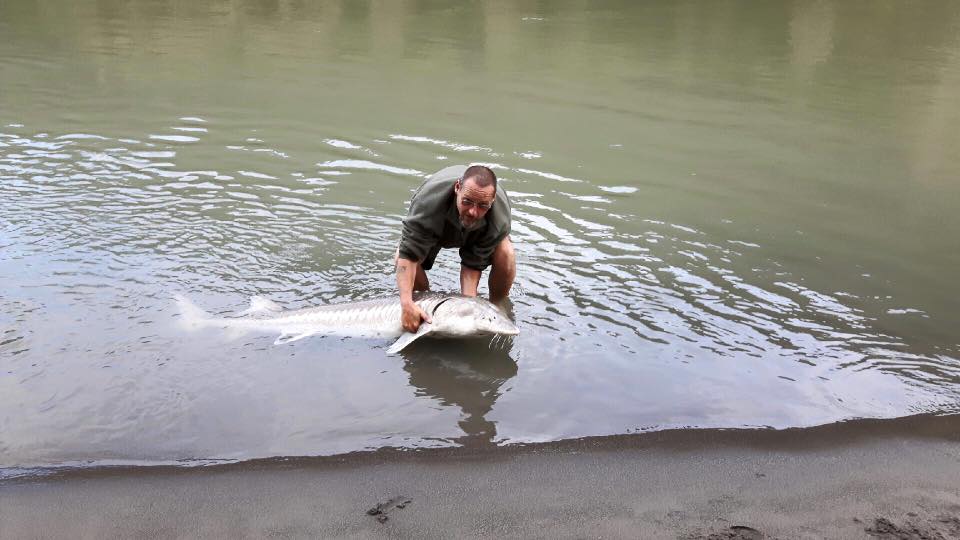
[{"xmin": 454, "ymin": 165, "xmax": 497, "ymax": 230}]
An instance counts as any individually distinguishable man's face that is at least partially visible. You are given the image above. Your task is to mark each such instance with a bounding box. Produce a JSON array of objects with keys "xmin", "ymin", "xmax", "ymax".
[{"xmin": 455, "ymin": 177, "xmax": 496, "ymax": 230}]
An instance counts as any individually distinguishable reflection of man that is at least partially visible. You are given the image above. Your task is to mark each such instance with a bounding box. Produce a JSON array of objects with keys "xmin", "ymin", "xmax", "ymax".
[
  {"xmin": 395, "ymin": 165, "xmax": 515, "ymax": 333},
  {"xmin": 401, "ymin": 341, "xmax": 518, "ymax": 447}
]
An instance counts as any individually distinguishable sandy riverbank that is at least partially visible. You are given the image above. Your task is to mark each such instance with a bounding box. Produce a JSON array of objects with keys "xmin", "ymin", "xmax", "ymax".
[{"xmin": 2, "ymin": 414, "xmax": 959, "ymax": 539}]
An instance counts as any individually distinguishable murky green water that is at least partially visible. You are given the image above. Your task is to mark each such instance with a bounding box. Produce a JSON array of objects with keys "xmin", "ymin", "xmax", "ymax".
[{"xmin": 2, "ymin": 0, "xmax": 959, "ymax": 469}]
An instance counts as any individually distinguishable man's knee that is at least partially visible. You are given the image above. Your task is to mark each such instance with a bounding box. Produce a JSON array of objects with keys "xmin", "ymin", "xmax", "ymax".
[
  {"xmin": 414, "ymin": 266, "xmax": 429, "ymax": 290},
  {"xmin": 489, "ymin": 237, "xmax": 515, "ymax": 301},
  {"xmin": 492, "ymin": 236, "xmax": 515, "ymax": 270}
]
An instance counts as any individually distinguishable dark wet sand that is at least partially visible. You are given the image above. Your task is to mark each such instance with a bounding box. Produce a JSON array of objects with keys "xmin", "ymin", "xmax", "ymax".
[{"xmin": 2, "ymin": 415, "xmax": 960, "ymax": 539}]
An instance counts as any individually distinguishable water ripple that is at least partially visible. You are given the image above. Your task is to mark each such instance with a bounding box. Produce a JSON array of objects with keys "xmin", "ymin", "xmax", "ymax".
[{"xmin": 1, "ymin": 124, "xmax": 958, "ymax": 468}]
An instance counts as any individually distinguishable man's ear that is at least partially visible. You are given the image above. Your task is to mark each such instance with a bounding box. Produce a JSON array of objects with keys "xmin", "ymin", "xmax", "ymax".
[{"xmin": 454, "ymin": 180, "xmax": 461, "ymax": 192}]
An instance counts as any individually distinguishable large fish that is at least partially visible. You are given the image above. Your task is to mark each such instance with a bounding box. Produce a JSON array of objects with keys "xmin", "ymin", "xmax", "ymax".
[{"xmin": 174, "ymin": 291, "xmax": 519, "ymax": 354}]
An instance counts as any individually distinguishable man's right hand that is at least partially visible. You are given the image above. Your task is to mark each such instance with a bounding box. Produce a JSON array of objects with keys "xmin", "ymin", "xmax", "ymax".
[{"xmin": 401, "ymin": 300, "xmax": 431, "ymax": 333}]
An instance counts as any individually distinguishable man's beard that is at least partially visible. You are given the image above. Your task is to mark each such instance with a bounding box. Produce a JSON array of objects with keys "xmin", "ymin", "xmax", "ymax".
[{"xmin": 460, "ymin": 216, "xmax": 485, "ymax": 231}]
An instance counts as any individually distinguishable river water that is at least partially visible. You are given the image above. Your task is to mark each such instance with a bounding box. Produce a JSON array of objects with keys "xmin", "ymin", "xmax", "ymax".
[{"xmin": 2, "ymin": 0, "xmax": 959, "ymax": 469}]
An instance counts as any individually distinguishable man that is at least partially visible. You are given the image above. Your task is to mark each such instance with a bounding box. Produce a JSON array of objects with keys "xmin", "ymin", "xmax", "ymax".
[{"xmin": 395, "ymin": 164, "xmax": 516, "ymax": 333}]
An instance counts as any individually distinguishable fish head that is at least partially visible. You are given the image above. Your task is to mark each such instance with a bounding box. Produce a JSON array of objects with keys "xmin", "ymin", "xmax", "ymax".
[{"xmin": 431, "ymin": 296, "xmax": 519, "ymax": 338}]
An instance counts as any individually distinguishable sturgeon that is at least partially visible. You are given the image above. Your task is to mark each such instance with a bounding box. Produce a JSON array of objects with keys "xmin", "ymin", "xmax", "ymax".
[{"xmin": 174, "ymin": 291, "xmax": 519, "ymax": 354}]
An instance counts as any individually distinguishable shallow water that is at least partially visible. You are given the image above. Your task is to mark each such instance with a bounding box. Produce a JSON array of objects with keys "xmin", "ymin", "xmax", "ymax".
[{"xmin": 2, "ymin": 0, "xmax": 960, "ymax": 469}]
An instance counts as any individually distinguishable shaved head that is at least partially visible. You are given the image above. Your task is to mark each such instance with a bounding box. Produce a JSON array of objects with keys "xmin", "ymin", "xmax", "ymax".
[{"xmin": 462, "ymin": 165, "xmax": 497, "ymax": 191}]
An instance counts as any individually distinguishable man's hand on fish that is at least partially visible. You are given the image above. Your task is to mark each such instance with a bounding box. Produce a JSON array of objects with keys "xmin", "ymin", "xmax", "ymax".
[{"xmin": 401, "ymin": 299, "xmax": 431, "ymax": 333}]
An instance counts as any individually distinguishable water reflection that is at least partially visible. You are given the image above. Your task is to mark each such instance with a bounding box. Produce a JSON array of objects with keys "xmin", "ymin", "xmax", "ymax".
[{"xmin": 400, "ymin": 340, "xmax": 517, "ymax": 448}]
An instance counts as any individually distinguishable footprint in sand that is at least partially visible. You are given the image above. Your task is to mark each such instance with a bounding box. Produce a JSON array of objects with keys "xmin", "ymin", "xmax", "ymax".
[{"xmin": 366, "ymin": 495, "xmax": 413, "ymax": 523}]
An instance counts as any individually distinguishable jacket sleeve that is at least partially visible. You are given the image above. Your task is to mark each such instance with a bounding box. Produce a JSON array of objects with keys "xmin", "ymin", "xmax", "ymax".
[{"xmin": 398, "ymin": 194, "xmax": 442, "ymax": 263}]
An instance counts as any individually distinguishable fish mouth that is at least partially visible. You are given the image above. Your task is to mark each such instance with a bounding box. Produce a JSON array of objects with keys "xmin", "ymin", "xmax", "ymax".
[
  {"xmin": 473, "ymin": 325, "xmax": 518, "ymax": 338},
  {"xmin": 498, "ymin": 325, "xmax": 520, "ymax": 336}
]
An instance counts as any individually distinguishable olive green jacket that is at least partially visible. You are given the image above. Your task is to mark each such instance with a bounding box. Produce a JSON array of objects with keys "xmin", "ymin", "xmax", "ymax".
[{"xmin": 398, "ymin": 165, "xmax": 511, "ymax": 271}]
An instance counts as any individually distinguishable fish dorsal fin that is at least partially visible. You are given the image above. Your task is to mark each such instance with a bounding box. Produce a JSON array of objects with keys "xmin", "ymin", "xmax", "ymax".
[
  {"xmin": 386, "ymin": 323, "xmax": 433, "ymax": 355},
  {"xmin": 238, "ymin": 296, "xmax": 283, "ymax": 317}
]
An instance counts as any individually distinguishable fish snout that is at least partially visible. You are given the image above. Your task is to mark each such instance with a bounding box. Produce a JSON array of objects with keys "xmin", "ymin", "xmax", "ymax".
[{"xmin": 495, "ymin": 319, "xmax": 520, "ymax": 336}]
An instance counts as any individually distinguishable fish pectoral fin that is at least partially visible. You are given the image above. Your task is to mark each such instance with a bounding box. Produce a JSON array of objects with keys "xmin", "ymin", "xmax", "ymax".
[
  {"xmin": 238, "ymin": 296, "xmax": 283, "ymax": 317},
  {"xmin": 274, "ymin": 331, "xmax": 316, "ymax": 345},
  {"xmin": 386, "ymin": 323, "xmax": 433, "ymax": 355}
]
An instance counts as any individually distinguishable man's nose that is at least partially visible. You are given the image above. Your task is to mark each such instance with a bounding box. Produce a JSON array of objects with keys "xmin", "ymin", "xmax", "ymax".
[{"xmin": 469, "ymin": 206, "xmax": 481, "ymax": 218}]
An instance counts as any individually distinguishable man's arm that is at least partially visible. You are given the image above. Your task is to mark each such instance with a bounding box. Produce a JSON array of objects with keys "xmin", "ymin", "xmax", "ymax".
[
  {"xmin": 397, "ymin": 257, "xmax": 431, "ymax": 332},
  {"xmin": 460, "ymin": 265, "xmax": 482, "ymax": 297}
]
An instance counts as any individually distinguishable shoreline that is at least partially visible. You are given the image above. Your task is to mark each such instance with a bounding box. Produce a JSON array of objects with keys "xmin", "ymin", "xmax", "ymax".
[
  {"xmin": 6, "ymin": 412, "xmax": 959, "ymax": 480},
  {"xmin": 3, "ymin": 414, "xmax": 960, "ymax": 538}
]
